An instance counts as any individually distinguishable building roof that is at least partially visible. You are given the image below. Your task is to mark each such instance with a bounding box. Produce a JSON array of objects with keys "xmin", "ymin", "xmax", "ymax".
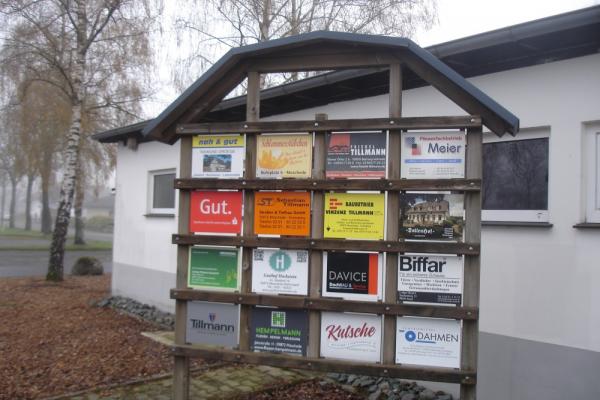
[{"xmin": 94, "ymin": 5, "xmax": 600, "ymax": 144}]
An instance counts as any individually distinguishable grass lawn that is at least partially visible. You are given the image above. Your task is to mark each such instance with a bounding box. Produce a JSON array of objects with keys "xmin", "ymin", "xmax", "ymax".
[{"xmin": 0, "ymin": 227, "xmax": 112, "ymax": 251}]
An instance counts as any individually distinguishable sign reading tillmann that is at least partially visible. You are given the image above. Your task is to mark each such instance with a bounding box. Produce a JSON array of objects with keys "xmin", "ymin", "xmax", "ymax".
[
  {"xmin": 324, "ymin": 192, "xmax": 385, "ymax": 240},
  {"xmin": 252, "ymin": 248, "xmax": 309, "ymax": 295},
  {"xmin": 326, "ymin": 131, "xmax": 387, "ymax": 178},
  {"xmin": 191, "ymin": 135, "xmax": 245, "ymax": 178},
  {"xmin": 250, "ymin": 307, "xmax": 308, "ymax": 356},
  {"xmin": 398, "ymin": 254, "xmax": 463, "ymax": 305},
  {"xmin": 186, "ymin": 301, "xmax": 239, "ymax": 348},
  {"xmin": 400, "ymin": 192, "xmax": 464, "ymax": 241}
]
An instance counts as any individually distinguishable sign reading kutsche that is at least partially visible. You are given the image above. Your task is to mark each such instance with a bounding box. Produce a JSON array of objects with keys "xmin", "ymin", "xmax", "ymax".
[
  {"xmin": 254, "ymin": 191, "xmax": 311, "ymax": 236},
  {"xmin": 252, "ymin": 248, "xmax": 308, "ymax": 295},
  {"xmin": 320, "ymin": 311, "xmax": 382, "ymax": 363},
  {"xmin": 189, "ymin": 191, "xmax": 243, "ymax": 234}
]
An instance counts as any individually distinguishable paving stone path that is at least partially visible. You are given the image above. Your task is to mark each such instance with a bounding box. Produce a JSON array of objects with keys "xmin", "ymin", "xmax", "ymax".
[{"xmin": 64, "ymin": 365, "xmax": 319, "ymax": 400}]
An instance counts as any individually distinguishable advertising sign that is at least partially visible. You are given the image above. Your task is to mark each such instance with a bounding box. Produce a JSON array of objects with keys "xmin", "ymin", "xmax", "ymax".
[
  {"xmin": 254, "ymin": 191, "xmax": 311, "ymax": 236},
  {"xmin": 320, "ymin": 312, "xmax": 382, "ymax": 363},
  {"xmin": 395, "ymin": 316, "xmax": 461, "ymax": 369},
  {"xmin": 398, "ymin": 254, "xmax": 463, "ymax": 305},
  {"xmin": 252, "ymin": 248, "xmax": 309, "ymax": 295},
  {"xmin": 186, "ymin": 301, "xmax": 239, "ymax": 347},
  {"xmin": 188, "ymin": 246, "xmax": 241, "ymax": 291},
  {"xmin": 256, "ymin": 134, "xmax": 312, "ymax": 178},
  {"xmin": 322, "ymin": 251, "xmax": 383, "ymax": 301},
  {"xmin": 250, "ymin": 307, "xmax": 308, "ymax": 356},
  {"xmin": 190, "ymin": 191, "xmax": 243, "ymax": 234},
  {"xmin": 324, "ymin": 192, "xmax": 385, "ymax": 240},
  {"xmin": 191, "ymin": 135, "xmax": 245, "ymax": 178},
  {"xmin": 401, "ymin": 132, "xmax": 466, "ymax": 179},
  {"xmin": 400, "ymin": 192, "xmax": 464, "ymax": 241},
  {"xmin": 326, "ymin": 131, "xmax": 386, "ymax": 178}
]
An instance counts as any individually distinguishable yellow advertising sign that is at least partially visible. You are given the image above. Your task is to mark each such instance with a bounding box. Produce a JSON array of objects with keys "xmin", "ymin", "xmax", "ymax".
[
  {"xmin": 324, "ymin": 193, "xmax": 385, "ymax": 240},
  {"xmin": 192, "ymin": 135, "xmax": 245, "ymax": 148},
  {"xmin": 256, "ymin": 134, "xmax": 312, "ymax": 178},
  {"xmin": 254, "ymin": 191, "xmax": 311, "ymax": 236}
]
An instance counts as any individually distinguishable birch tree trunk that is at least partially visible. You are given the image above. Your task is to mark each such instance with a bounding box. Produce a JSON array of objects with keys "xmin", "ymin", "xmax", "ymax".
[
  {"xmin": 73, "ymin": 171, "xmax": 86, "ymax": 245},
  {"xmin": 25, "ymin": 173, "xmax": 34, "ymax": 230},
  {"xmin": 40, "ymin": 157, "xmax": 52, "ymax": 234},
  {"xmin": 0, "ymin": 173, "xmax": 6, "ymax": 228},
  {"xmin": 9, "ymin": 176, "xmax": 17, "ymax": 229}
]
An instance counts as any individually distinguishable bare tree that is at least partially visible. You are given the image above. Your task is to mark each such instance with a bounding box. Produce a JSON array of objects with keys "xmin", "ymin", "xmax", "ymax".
[
  {"xmin": 173, "ymin": 0, "xmax": 437, "ymax": 89},
  {"xmin": 0, "ymin": 0, "xmax": 160, "ymax": 280}
]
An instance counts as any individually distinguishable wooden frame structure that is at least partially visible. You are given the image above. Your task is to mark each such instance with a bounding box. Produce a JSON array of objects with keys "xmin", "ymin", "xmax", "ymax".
[{"xmin": 155, "ymin": 32, "xmax": 519, "ymax": 400}]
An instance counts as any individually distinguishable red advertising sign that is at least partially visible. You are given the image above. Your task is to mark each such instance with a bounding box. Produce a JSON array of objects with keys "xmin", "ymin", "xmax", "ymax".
[{"xmin": 189, "ymin": 191, "xmax": 243, "ymax": 234}]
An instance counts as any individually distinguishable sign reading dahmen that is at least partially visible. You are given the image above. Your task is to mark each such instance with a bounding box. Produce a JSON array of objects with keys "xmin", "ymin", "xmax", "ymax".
[
  {"xmin": 189, "ymin": 191, "xmax": 243, "ymax": 234},
  {"xmin": 254, "ymin": 191, "xmax": 311, "ymax": 236},
  {"xmin": 320, "ymin": 312, "xmax": 382, "ymax": 363},
  {"xmin": 401, "ymin": 132, "xmax": 466, "ymax": 179},
  {"xmin": 324, "ymin": 192, "xmax": 385, "ymax": 240},
  {"xmin": 323, "ymin": 251, "xmax": 382, "ymax": 301},
  {"xmin": 398, "ymin": 254, "xmax": 463, "ymax": 305},
  {"xmin": 252, "ymin": 248, "xmax": 309, "ymax": 295},
  {"xmin": 396, "ymin": 316, "xmax": 461, "ymax": 369},
  {"xmin": 186, "ymin": 301, "xmax": 239, "ymax": 348}
]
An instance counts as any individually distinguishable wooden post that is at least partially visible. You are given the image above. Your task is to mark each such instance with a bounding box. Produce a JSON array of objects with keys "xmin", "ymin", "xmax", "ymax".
[
  {"xmin": 239, "ymin": 71, "xmax": 260, "ymax": 351},
  {"xmin": 383, "ymin": 63, "xmax": 402, "ymax": 364},
  {"xmin": 308, "ymin": 113, "xmax": 327, "ymax": 357},
  {"xmin": 174, "ymin": 136, "xmax": 193, "ymax": 400},
  {"xmin": 461, "ymin": 126, "xmax": 482, "ymax": 399}
]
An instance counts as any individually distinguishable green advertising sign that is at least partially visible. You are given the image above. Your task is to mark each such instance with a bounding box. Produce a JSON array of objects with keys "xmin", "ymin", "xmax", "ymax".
[{"xmin": 188, "ymin": 247, "xmax": 240, "ymax": 291}]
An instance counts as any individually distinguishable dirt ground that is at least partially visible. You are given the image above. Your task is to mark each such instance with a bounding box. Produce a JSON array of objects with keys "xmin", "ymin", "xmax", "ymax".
[{"xmin": 0, "ymin": 275, "xmax": 180, "ymax": 400}]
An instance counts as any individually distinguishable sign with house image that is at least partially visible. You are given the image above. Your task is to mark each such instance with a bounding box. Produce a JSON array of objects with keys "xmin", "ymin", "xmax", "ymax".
[{"xmin": 400, "ymin": 192, "xmax": 464, "ymax": 241}]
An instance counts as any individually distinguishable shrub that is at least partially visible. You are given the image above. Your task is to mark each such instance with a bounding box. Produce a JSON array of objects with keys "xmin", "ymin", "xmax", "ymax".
[{"xmin": 72, "ymin": 257, "xmax": 104, "ymax": 276}]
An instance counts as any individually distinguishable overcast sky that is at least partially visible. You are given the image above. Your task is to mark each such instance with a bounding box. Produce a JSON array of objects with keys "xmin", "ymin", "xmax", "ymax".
[{"xmin": 145, "ymin": 0, "xmax": 598, "ymax": 117}]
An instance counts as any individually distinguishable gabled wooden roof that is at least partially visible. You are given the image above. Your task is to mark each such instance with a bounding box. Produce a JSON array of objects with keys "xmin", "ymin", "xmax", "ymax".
[{"xmin": 143, "ymin": 31, "xmax": 520, "ymax": 143}]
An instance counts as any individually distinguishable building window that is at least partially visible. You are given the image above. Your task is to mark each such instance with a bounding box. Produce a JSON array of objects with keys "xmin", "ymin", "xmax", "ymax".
[
  {"xmin": 149, "ymin": 169, "xmax": 176, "ymax": 214},
  {"xmin": 585, "ymin": 126, "xmax": 600, "ymax": 223},
  {"xmin": 482, "ymin": 129, "xmax": 549, "ymax": 222}
]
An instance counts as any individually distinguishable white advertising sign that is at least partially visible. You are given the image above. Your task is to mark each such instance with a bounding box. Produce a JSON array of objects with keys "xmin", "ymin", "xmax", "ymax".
[
  {"xmin": 395, "ymin": 316, "xmax": 461, "ymax": 368},
  {"xmin": 251, "ymin": 248, "xmax": 309, "ymax": 295},
  {"xmin": 320, "ymin": 312, "xmax": 382, "ymax": 363},
  {"xmin": 401, "ymin": 132, "xmax": 466, "ymax": 179},
  {"xmin": 398, "ymin": 254, "xmax": 463, "ymax": 305},
  {"xmin": 191, "ymin": 135, "xmax": 245, "ymax": 178}
]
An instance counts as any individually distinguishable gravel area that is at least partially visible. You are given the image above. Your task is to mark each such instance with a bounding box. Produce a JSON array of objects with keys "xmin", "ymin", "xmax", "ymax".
[{"xmin": 0, "ymin": 275, "xmax": 197, "ymax": 400}]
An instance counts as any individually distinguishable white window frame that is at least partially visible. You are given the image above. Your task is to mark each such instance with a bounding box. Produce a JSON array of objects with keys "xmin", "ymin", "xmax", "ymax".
[
  {"xmin": 148, "ymin": 168, "xmax": 176, "ymax": 214},
  {"xmin": 584, "ymin": 123, "xmax": 600, "ymax": 223},
  {"xmin": 482, "ymin": 128, "xmax": 550, "ymax": 223}
]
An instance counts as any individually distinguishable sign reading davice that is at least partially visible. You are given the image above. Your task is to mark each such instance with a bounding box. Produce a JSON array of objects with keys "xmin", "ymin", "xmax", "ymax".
[
  {"xmin": 189, "ymin": 191, "xmax": 243, "ymax": 234},
  {"xmin": 256, "ymin": 134, "xmax": 312, "ymax": 178},
  {"xmin": 254, "ymin": 191, "xmax": 311, "ymax": 236},
  {"xmin": 400, "ymin": 192, "xmax": 464, "ymax": 241},
  {"xmin": 252, "ymin": 248, "xmax": 308, "ymax": 295},
  {"xmin": 191, "ymin": 135, "xmax": 245, "ymax": 178},
  {"xmin": 188, "ymin": 246, "xmax": 240, "ymax": 291},
  {"xmin": 396, "ymin": 316, "xmax": 461, "ymax": 369},
  {"xmin": 250, "ymin": 307, "xmax": 308, "ymax": 356},
  {"xmin": 323, "ymin": 251, "xmax": 382, "ymax": 301},
  {"xmin": 320, "ymin": 312, "xmax": 382, "ymax": 363},
  {"xmin": 324, "ymin": 192, "xmax": 385, "ymax": 240},
  {"xmin": 186, "ymin": 301, "xmax": 239, "ymax": 347},
  {"xmin": 398, "ymin": 254, "xmax": 463, "ymax": 305},
  {"xmin": 326, "ymin": 131, "xmax": 386, "ymax": 178},
  {"xmin": 401, "ymin": 132, "xmax": 466, "ymax": 179}
]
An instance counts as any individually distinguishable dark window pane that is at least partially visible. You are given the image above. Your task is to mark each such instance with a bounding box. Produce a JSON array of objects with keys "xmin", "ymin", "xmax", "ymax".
[
  {"xmin": 482, "ymin": 138, "xmax": 548, "ymax": 210},
  {"xmin": 153, "ymin": 173, "xmax": 175, "ymax": 209}
]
